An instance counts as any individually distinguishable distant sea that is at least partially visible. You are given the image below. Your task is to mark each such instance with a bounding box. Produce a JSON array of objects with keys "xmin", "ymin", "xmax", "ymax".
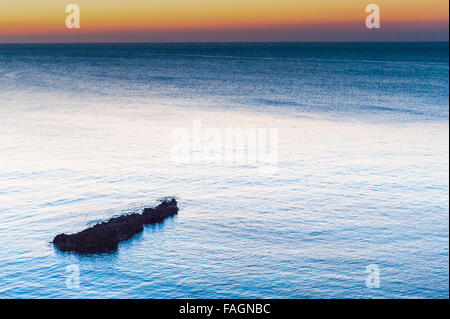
[{"xmin": 0, "ymin": 43, "xmax": 448, "ymax": 298}]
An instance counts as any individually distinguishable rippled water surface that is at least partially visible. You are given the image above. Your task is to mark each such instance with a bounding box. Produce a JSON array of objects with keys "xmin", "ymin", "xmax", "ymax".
[{"xmin": 0, "ymin": 43, "xmax": 448, "ymax": 298}]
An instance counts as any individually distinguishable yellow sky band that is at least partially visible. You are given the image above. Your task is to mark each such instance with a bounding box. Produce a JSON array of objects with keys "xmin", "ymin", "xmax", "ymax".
[{"xmin": 0, "ymin": 0, "xmax": 448, "ymax": 35}]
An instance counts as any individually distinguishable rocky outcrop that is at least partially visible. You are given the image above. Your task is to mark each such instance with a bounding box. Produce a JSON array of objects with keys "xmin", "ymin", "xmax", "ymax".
[{"xmin": 53, "ymin": 197, "xmax": 178, "ymax": 254}]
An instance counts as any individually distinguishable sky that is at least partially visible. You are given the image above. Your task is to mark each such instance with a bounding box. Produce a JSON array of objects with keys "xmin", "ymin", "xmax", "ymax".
[{"xmin": 0, "ymin": 0, "xmax": 448, "ymax": 42}]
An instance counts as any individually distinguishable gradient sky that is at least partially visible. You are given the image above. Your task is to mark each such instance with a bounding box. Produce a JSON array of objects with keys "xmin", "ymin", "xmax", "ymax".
[{"xmin": 0, "ymin": 0, "xmax": 448, "ymax": 42}]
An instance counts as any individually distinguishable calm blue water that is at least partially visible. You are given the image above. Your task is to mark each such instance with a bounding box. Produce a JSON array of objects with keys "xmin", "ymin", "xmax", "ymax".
[{"xmin": 0, "ymin": 43, "xmax": 448, "ymax": 298}]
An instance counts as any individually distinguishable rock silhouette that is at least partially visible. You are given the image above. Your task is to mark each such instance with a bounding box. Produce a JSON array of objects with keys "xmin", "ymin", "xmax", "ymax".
[{"xmin": 53, "ymin": 197, "xmax": 178, "ymax": 254}]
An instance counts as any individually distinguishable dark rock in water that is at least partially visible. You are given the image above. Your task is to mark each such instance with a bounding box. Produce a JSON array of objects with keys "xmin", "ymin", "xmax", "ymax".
[{"xmin": 53, "ymin": 197, "xmax": 178, "ymax": 254}]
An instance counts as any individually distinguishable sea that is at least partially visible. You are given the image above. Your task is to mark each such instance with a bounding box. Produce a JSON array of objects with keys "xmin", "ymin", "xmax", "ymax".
[{"xmin": 0, "ymin": 42, "xmax": 448, "ymax": 298}]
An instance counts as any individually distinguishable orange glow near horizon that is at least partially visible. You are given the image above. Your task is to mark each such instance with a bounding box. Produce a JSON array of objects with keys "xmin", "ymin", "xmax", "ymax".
[{"xmin": 0, "ymin": 0, "xmax": 448, "ymax": 41}]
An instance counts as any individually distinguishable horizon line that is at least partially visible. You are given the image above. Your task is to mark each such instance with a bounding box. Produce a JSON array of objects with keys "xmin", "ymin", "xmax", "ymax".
[{"xmin": 1, "ymin": 40, "xmax": 449, "ymax": 45}]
